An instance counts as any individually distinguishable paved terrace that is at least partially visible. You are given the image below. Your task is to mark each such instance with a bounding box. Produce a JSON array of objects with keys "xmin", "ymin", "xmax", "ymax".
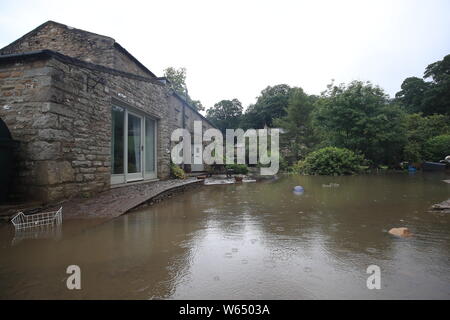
[
  {"xmin": 0, "ymin": 178, "xmax": 203, "ymax": 221},
  {"xmin": 56, "ymin": 178, "xmax": 203, "ymax": 219}
]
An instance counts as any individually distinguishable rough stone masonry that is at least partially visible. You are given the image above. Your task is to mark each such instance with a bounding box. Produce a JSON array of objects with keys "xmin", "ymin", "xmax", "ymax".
[{"xmin": 0, "ymin": 21, "xmax": 215, "ymax": 203}]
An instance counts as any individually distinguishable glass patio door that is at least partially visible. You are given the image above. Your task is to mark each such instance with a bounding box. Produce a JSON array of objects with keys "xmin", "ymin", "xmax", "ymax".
[
  {"xmin": 127, "ymin": 112, "xmax": 143, "ymax": 181},
  {"xmin": 111, "ymin": 105, "xmax": 157, "ymax": 185}
]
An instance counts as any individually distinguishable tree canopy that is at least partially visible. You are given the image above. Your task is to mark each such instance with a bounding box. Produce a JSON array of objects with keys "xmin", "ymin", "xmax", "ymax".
[
  {"xmin": 273, "ymin": 88, "xmax": 318, "ymax": 161},
  {"xmin": 314, "ymin": 81, "xmax": 407, "ymax": 166},
  {"xmin": 206, "ymin": 99, "xmax": 243, "ymax": 133},
  {"xmin": 396, "ymin": 54, "xmax": 450, "ymax": 115},
  {"xmin": 164, "ymin": 67, "xmax": 205, "ymax": 111},
  {"xmin": 201, "ymin": 54, "xmax": 449, "ymax": 172},
  {"xmin": 403, "ymin": 113, "xmax": 450, "ymax": 162},
  {"xmin": 241, "ymin": 84, "xmax": 292, "ymax": 129}
]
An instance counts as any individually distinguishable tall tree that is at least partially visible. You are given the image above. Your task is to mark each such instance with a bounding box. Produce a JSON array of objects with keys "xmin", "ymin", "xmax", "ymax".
[
  {"xmin": 422, "ymin": 54, "xmax": 450, "ymax": 115},
  {"xmin": 241, "ymin": 84, "xmax": 292, "ymax": 129},
  {"xmin": 395, "ymin": 77, "xmax": 430, "ymax": 113},
  {"xmin": 274, "ymin": 88, "xmax": 318, "ymax": 161},
  {"xmin": 206, "ymin": 99, "xmax": 243, "ymax": 132},
  {"xmin": 164, "ymin": 67, "xmax": 205, "ymax": 111},
  {"xmin": 396, "ymin": 54, "xmax": 450, "ymax": 115},
  {"xmin": 314, "ymin": 81, "xmax": 407, "ymax": 166},
  {"xmin": 164, "ymin": 67, "xmax": 187, "ymax": 96}
]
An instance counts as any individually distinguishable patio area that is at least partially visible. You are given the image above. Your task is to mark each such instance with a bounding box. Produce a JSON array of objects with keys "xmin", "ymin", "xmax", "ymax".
[{"xmin": 1, "ymin": 178, "xmax": 203, "ymax": 222}]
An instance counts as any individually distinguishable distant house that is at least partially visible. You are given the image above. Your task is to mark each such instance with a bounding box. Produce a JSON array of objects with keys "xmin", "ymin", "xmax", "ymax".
[{"xmin": 0, "ymin": 21, "xmax": 215, "ymax": 202}]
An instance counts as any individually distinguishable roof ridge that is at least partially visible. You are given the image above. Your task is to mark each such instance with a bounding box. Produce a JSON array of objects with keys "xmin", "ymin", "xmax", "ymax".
[
  {"xmin": 1, "ymin": 20, "xmax": 156, "ymax": 78},
  {"xmin": 0, "ymin": 49, "xmax": 161, "ymax": 85}
]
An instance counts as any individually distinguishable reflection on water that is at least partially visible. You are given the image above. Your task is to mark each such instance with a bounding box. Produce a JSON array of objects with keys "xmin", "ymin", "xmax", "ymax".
[
  {"xmin": 12, "ymin": 224, "xmax": 62, "ymax": 246},
  {"xmin": 0, "ymin": 173, "xmax": 449, "ymax": 299}
]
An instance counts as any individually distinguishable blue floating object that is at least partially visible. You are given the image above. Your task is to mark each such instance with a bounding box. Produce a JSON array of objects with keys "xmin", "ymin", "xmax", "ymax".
[
  {"xmin": 293, "ymin": 186, "xmax": 304, "ymax": 192},
  {"xmin": 408, "ymin": 166, "xmax": 416, "ymax": 172}
]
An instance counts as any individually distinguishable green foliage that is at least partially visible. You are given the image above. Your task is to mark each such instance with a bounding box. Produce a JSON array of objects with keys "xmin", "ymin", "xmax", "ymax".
[
  {"xmin": 395, "ymin": 77, "xmax": 431, "ymax": 114},
  {"xmin": 294, "ymin": 147, "xmax": 365, "ymax": 175},
  {"xmin": 313, "ymin": 80, "xmax": 407, "ymax": 166},
  {"xmin": 423, "ymin": 135, "xmax": 450, "ymax": 162},
  {"xmin": 225, "ymin": 164, "xmax": 249, "ymax": 174},
  {"xmin": 200, "ymin": 55, "xmax": 449, "ymax": 170},
  {"xmin": 206, "ymin": 99, "xmax": 243, "ymax": 132},
  {"xmin": 274, "ymin": 88, "xmax": 319, "ymax": 163},
  {"xmin": 190, "ymin": 99, "xmax": 204, "ymax": 111},
  {"xmin": 403, "ymin": 113, "xmax": 450, "ymax": 162},
  {"xmin": 289, "ymin": 160, "xmax": 305, "ymax": 175},
  {"xmin": 241, "ymin": 84, "xmax": 292, "ymax": 129},
  {"xmin": 164, "ymin": 67, "xmax": 187, "ymax": 96},
  {"xmin": 396, "ymin": 54, "xmax": 450, "ymax": 115},
  {"xmin": 403, "ymin": 142, "xmax": 422, "ymax": 163},
  {"xmin": 279, "ymin": 155, "xmax": 289, "ymax": 172},
  {"xmin": 170, "ymin": 163, "xmax": 186, "ymax": 179},
  {"xmin": 164, "ymin": 66, "xmax": 204, "ymax": 111},
  {"xmin": 422, "ymin": 54, "xmax": 450, "ymax": 116}
]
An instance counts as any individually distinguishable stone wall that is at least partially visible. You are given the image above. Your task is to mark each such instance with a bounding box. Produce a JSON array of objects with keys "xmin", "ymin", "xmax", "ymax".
[
  {"xmin": 0, "ymin": 21, "xmax": 217, "ymax": 203},
  {"xmin": 0, "ymin": 53, "xmax": 171, "ymax": 202},
  {"xmin": 0, "ymin": 56, "xmax": 55, "ymax": 201},
  {"xmin": 167, "ymin": 95, "xmax": 184, "ymax": 136},
  {"xmin": 113, "ymin": 45, "xmax": 151, "ymax": 78},
  {"xmin": 167, "ymin": 94, "xmax": 216, "ymax": 172},
  {"xmin": 1, "ymin": 22, "xmax": 115, "ymax": 68},
  {"xmin": 1, "ymin": 21, "xmax": 154, "ymax": 79},
  {"xmin": 167, "ymin": 94, "xmax": 215, "ymax": 137},
  {"xmin": 184, "ymin": 103, "xmax": 215, "ymax": 134}
]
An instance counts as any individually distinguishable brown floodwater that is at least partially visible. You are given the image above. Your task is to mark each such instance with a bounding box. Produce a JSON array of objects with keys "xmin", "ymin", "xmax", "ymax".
[{"xmin": 0, "ymin": 173, "xmax": 449, "ymax": 299}]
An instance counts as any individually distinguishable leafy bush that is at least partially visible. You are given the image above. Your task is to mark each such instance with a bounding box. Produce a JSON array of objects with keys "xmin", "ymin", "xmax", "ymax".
[
  {"xmin": 403, "ymin": 141, "xmax": 423, "ymax": 163},
  {"xmin": 424, "ymin": 135, "xmax": 450, "ymax": 161},
  {"xmin": 295, "ymin": 147, "xmax": 365, "ymax": 175},
  {"xmin": 170, "ymin": 163, "xmax": 186, "ymax": 179},
  {"xmin": 289, "ymin": 160, "xmax": 304, "ymax": 174},
  {"xmin": 226, "ymin": 164, "xmax": 249, "ymax": 174},
  {"xmin": 403, "ymin": 114, "xmax": 450, "ymax": 162},
  {"xmin": 313, "ymin": 81, "xmax": 407, "ymax": 166},
  {"xmin": 279, "ymin": 155, "xmax": 289, "ymax": 172}
]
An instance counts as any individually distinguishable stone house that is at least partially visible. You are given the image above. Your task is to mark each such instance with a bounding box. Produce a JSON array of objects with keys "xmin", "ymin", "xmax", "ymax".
[{"xmin": 0, "ymin": 21, "xmax": 215, "ymax": 203}]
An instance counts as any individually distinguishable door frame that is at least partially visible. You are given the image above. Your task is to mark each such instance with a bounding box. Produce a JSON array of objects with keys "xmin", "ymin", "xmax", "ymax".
[
  {"xmin": 143, "ymin": 117, "xmax": 157, "ymax": 180},
  {"xmin": 110, "ymin": 102, "xmax": 158, "ymax": 185},
  {"xmin": 126, "ymin": 110, "xmax": 144, "ymax": 182}
]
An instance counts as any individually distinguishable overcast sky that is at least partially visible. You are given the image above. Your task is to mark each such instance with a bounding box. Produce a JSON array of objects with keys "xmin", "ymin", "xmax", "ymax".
[{"xmin": 1, "ymin": 0, "xmax": 449, "ymax": 112}]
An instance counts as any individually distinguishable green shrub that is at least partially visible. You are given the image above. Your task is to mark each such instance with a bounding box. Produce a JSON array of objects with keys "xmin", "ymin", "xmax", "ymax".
[
  {"xmin": 170, "ymin": 163, "xmax": 186, "ymax": 179},
  {"xmin": 424, "ymin": 135, "xmax": 450, "ymax": 161},
  {"xmin": 226, "ymin": 164, "xmax": 249, "ymax": 174},
  {"xmin": 403, "ymin": 114, "xmax": 450, "ymax": 162},
  {"xmin": 289, "ymin": 160, "xmax": 304, "ymax": 174},
  {"xmin": 295, "ymin": 147, "xmax": 365, "ymax": 175},
  {"xmin": 279, "ymin": 155, "xmax": 289, "ymax": 172},
  {"xmin": 403, "ymin": 141, "xmax": 423, "ymax": 163}
]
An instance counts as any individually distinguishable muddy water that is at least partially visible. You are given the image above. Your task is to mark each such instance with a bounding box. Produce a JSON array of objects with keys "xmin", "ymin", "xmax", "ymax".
[{"xmin": 0, "ymin": 173, "xmax": 449, "ymax": 299}]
